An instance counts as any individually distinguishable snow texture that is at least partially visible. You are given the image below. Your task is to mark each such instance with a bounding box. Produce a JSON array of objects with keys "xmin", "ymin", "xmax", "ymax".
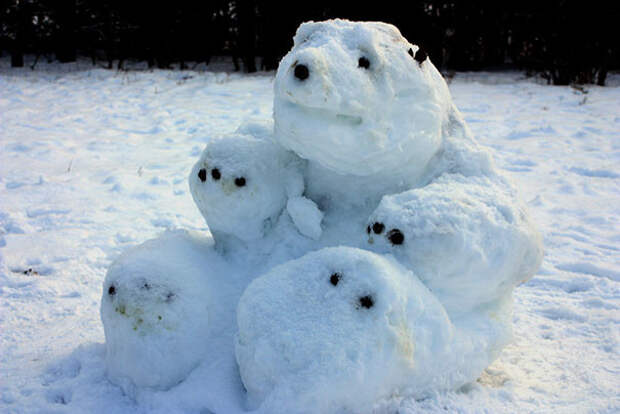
[
  {"xmin": 101, "ymin": 229, "xmax": 225, "ymax": 394},
  {"xmin": 366, "ymin": 173, "xmax": 543, "ymax": 314},
  {"xmin": 0, "ymin": 28, "xmax": 618, "ymax": 414},
  {"xmin": 274, "ymin": 20, "xmax": 451, "ymax": 206},
  {"xmin": 189, "ymin": 123, "xmax": 304, "ymax": 242},
  {"xmin": 286, "ymin": 196, "xmax": 324, "ymax": 240},
  {"xmin": 236, "ymin": 247, "xmax": 512, "ymax": 413}
]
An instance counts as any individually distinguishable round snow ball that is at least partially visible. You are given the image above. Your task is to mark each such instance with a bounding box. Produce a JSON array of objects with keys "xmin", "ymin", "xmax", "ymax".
[
  {"xmin": 235, "ymin": 246, "xmax": 452, "ymax": 413},
  {"xmin": 101, "ymin": 230, "xmax": 224, "ymax": 392}
]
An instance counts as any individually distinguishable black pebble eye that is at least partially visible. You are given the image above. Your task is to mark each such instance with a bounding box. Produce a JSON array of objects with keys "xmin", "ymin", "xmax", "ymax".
[
  {"xmin": 358, "ymin": 56, "xmax": 370, "ymax": 69},
  {"xmin": 108, "ymin": 285, "xmax": 116, "ymax": 296},
  {"xmin": 165, "ymin": 292, "xmax": 176, "ymax": 303},
  {"xmin": 359, "ymin": 295, "xmax": 374, "ymax": 309},
  {"xmin": 414, "ymin": 47, "xmax": 427, "ymax": 64},
  {"xmin": 198, "ymin": 168, "xmax": 207, "ymax": 182},
  {"xmin": 330, "ymin": 273, "xmax": 341, "ymax": 286},
  {"xmin": 142, "ymin": 282, "xmax": 150, "ymax": 290},
  {"xmin": 211, "ymin": 168, "xmax": 221, "ymax": 180},
  {"xmin": 235, "ymin": 177, "xmax": 246, "ymax": 187},
  {"xmin": 372, "ymin": 222, "xmax": 385, "ymax": 234},
  {"xmin": 387, "ymin": 229, "xmax": 404, "ymax": 245},
  {"xmin": 366, "ymin": 225, "xmax": 371, "ymax": 234},
  {"xmin": 294, "ymin": 64, "xmax": 309, "ymax": 81}
]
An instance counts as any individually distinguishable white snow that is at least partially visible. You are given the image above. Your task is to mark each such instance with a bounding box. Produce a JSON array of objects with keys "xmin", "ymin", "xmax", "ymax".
[
  {"xmin": 286, "ymin": 196, "xmax": 324, "ymax": 240},
  {"xmin": 274, "ymin": 20, "xmax": 449, "ymax": 205},
  {"xmin": 236, "ymin": 246, "xmax": 512, "ymax": 413},
  {"xmin": 0, "ymin": 56, "xmax": 619, "ymax": 413},
  {"xmin": 366, "ymin": 173, "xmax": 543, "ymax": 315},
  {"xmin": 101, "ymin": 229, "xmax": 226, "ymax": 394},
  {"xmin": 189, "ymin": 126, "xmax": 303, "ymax": 242}
]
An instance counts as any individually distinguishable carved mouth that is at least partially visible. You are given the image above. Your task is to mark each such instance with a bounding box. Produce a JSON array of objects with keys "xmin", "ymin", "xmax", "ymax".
[{"xmin": 284, "ymin": 101, "xmax": 363, "ymax": 126}]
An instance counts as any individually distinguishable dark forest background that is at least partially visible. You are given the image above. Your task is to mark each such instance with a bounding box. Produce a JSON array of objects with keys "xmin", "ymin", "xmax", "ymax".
[{"xmin": 0, "ymin": 1, "xmax": 616, "ymax": 85}]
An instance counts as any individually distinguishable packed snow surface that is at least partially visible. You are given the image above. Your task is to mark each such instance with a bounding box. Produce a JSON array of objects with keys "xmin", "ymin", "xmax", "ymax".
[
  {"xmin": 236, "ymin": 247, "xmax": 513, "ymax": 413},
  {"xmin": 101, "ymin": 229, "xmax": 226, "ymax": 393},
  {"xmin": 189, "ymin": 125, "xmax": 303, "ymax": 242},
  {"xmin": 366, "ymin": 173, "xmax": 543, "ymax": 314},
  {"xmin": 0, "ymin": 58, "xmax": 619, "ymax": 413}
]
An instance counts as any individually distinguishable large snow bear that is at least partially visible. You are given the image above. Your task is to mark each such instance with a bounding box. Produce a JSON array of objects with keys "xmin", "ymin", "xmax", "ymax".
[{"xmin": 272, "ymin": 19, "xmax": 543, "ymax": 314}]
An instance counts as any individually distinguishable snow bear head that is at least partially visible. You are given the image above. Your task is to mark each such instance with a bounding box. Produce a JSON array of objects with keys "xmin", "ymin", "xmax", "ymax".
[
  {"xmin": 235, "ymin": 246, "xmax": 452, "ymax": 412},
  {"xmin": 189, "ymin": 130, "xmax": 302, "ymax": 242},
  {"xmin": 274, "ymin": 19, "xmax": 452, "ymax": 179},
  {"xmin": 101, "ymin": 230, "xmax": 216, "ymax": 391}
]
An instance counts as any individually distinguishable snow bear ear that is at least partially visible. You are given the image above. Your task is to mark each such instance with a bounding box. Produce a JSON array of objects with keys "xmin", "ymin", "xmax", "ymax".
[
  {"xmin": 369, "ymin": 21, "xmax": 403, "ymax": 42},
  {"xmin": 293, "ymin": 21, "xmax": 323, "ymax": 47},
  {"xmin": 408, "ymin": 45, "xmax": 428, "ymax": 64}
]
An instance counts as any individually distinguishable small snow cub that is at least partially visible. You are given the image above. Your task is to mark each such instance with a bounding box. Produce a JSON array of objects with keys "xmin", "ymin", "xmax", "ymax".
[
  {"xmin": 189, "ymin": 122, "xmax": 323, "ymax": 242},
  {"xmin": 101, "ymin": 230, "xmax": 226, "ymax": 393},
  {"xmin": 366, "ymin": 174, "xmax": 543, "ymax": 314},
  {"xmin": 236, "ymin": 247, "xmax": 462, "ymax": 413}
]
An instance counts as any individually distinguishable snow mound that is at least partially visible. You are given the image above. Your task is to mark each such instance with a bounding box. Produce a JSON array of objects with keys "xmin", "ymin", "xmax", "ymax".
[
  {"xmin": 101, "ymin": 229, "xmax": 227, "ymax": 393},
  {"xmin": 235, "ymin": 247, "xmax": 456, "ymax": 413}
]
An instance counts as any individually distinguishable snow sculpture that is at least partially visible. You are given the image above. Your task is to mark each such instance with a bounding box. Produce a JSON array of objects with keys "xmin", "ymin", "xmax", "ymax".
[
  {"xmin": 273, "ymin": 19, "xmax": 451, "ymax": 206},
  {"xmin": 189, "ymin": 121, "xmax": 324, "ymax": 243},
  {"xmin": 272, "ymin": 18, "xmax": 543, "ymax": 313},
  {"xmin": 235, "ymin": 19, "xmax": 542, "ymax": 409},
  {"xmin": 101, "ymin": 18, "xmax": 542, "ymax": 412},
  {"xmin": 365, "ymin": 174, "xmax": 543, "ymax": 314},
  {"xmin": 101, "ymin": 230, "xmax": 226, "ymax": 393},
  {"xmin": 236, "ymin": 247, "xmax": 511, "ymax": 413}
]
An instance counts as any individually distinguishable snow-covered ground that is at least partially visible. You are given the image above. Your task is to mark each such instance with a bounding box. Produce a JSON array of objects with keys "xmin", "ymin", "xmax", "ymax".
[{"xmin": 1, "ymin": 60, "xmax": 618, "ymax": 413}]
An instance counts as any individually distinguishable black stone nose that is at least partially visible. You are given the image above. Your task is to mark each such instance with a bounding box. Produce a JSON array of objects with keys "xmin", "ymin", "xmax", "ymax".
[
  {"xmin": 294, "ymin": 64, "xmax": 309, "ymax": 81},
  {"xmin": 198, "ymin": 168, "xmax": 207, "ymax": 182},
  {"xmin": 108, "ymin": 285, "xmax": 116, "ymax": 296}
]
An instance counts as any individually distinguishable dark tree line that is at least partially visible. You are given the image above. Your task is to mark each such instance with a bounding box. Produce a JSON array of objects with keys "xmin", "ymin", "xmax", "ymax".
[{"xmin": 0, "ymin": 1, "xmax": 616, "ymax": 85}]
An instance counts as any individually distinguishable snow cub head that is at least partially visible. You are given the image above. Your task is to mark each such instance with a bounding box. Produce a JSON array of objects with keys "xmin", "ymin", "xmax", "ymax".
[
  {"xmin": 189, "ymin": 129, "xmax": 302, "ymax": 242},
  {"xmin": 274, "ymin": 19, "xmax": 452, "ymax": 178},
  {"xmin": 365, "ymin": 176, "xmax": 544, "ymax": 314},
  {"xmin": 101, "ymin": 230, "xmax": 218, "ymax": 391},
  {"xmin": 235, "ymin": 247, "xmax": 452, "ymax": 412}
]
